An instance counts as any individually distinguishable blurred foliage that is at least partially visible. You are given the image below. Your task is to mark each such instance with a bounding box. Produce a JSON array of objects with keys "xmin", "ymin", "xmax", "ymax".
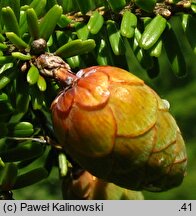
[{"xmin": 0, "ymin": 0, "xmax": 196, "ymax": 199}]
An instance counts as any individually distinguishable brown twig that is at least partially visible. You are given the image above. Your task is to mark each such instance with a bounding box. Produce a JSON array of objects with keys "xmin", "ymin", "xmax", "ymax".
[{"xmin": 64, "ymin": 0, "xmax": 194, "ymax": 28}]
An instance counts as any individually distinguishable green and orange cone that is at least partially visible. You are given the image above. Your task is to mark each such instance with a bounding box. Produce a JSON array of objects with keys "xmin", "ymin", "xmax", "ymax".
[{"xmin": 38, "ymin": 55, "xmax": 188, "ymax": 192}]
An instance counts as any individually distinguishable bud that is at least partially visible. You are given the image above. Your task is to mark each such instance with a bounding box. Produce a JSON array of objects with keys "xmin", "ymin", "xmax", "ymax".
[
  {"xmin": 30, "ymin": 39, "xmax": 47, "ymax": 55},
  {"xmin": 51, "ymin": 66, "xmax": 187, "ymax": 192}
]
